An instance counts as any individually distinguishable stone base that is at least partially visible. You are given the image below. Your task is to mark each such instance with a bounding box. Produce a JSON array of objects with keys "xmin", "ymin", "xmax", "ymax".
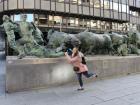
[{"xmin": 6, "ymin": 56, "xmax": 140, "ymax": 93}]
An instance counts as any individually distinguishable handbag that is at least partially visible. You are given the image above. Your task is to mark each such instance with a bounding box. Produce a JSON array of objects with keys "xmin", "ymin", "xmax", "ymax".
[
  {"xmin": 73, "ymin": 66, "xmax": 80, "ymax": 72},
  {"xmin": 82, "ymin": 57, "xmax": 86, "ymax": 64}
]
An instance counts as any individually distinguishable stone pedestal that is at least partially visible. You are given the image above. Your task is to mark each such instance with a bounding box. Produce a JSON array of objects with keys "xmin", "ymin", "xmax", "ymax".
[{"xmin": 6, "ymin": 56, "xmax": 140, "ymax": 93}]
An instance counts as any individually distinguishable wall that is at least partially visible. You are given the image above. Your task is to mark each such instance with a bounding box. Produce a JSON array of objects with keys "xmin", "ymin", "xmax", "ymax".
[{"xmin": 6, "ymin": 56, "xmax": 140, "ymax": 93}]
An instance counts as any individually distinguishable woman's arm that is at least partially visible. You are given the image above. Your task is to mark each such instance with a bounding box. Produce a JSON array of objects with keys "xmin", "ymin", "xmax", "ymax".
[{"xmin": 65, "ymin": 52, "xmax": 79, "ymax": 63}]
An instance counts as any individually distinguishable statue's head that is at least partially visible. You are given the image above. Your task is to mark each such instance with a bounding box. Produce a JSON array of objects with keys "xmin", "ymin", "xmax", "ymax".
[
  {"xmin": 2, "ymin": 15, "xmax": 10, "ymax": 22},
  {"xmin": 47, "ymin": 29, "xmax": 55, "ymax": 39},
  {"xmin": 21, "ymin": 14, "xmax": 27, "ymax": 22}
]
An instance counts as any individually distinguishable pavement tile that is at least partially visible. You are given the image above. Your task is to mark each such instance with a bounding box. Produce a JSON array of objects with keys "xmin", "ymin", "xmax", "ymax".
[
  {"xmin": 121, "ymin": 92, "xmax": 140, "ymax": 104},
  {"xmin": 94, "ymin": 98, "xmax": 131, "ymax": 105},
  {"xmin": 132, "ymin": 103, "xmax": 140, "ymax": 105},
  {"xmin": 93, "ymin": 90, "xmax": 126, "ymax": 101},
  {"xmin": 0, "ymin": 56, "xmax": 140, "ymax": 105}
]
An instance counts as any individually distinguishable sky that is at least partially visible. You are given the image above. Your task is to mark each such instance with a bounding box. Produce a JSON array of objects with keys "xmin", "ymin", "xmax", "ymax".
[{"xmin": 14, "ymin": 14, "xmax": 33, "ymax": 22}]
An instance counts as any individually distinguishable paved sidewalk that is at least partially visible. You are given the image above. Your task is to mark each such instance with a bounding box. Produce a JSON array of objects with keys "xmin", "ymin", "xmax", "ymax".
[
  {"xmin": 0, "ymin": 73, "xmax": 140, "ymax": 105},
  {"xmin": 0, "ymin": 51, "xmax": 5, "ymax": 98},
  {"xmin": 1, "ymin": 54, "xmax": 140, "ymax": 105}
]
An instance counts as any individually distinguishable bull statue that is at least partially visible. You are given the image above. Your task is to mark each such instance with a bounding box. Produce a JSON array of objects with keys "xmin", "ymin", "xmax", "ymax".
[
  {"xmin": 77, "ymin": 31, "xmax": 113, "ymax": 55},
  {"xmin": 47, "ymin": 29, "xmax": 68, "ymax": 48},
  {"xmin": 47, "ymin": 29, "xmax": 113, "ymax": 55},
  {"xmin": 127, "ymin": 30, "xmax": 140, "ymax": 55},
  {"xmin": 47, "ymin": 29, "xmax": 81, "ymax": 52},
  {"xmin": 109, "ymin": 32, "xmax": 128, "ymax": 56}
]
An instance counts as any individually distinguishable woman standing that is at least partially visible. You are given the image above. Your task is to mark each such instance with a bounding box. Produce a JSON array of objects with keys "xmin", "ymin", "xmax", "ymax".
[{"xmin": 65, "ymin": 48, "xmax": 97, "ymax": 91}]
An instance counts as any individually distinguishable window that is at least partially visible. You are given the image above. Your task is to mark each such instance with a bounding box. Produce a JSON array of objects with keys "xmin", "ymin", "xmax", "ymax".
[
  {"xmin": 48, "ymin": 15, "xmax": 54, "ymax": 26},
  {"xmin": 113, "ymin": 2, "xmax": 118, "ymax": 11},
  {"xmin": 87, "ymin": 20, "xmax": 91, "ymax": 27},
  {"xmin": 104, "ymin": 0, "xmax": 110, "ymax": 9},
  {"xmin": 91, "ymin": 20, "xmax": 97, "ymax": 28},
  {"xmin": 82, "ymin": 0, "xmax": 89, "ymax": 2},
  {"xmin": 27, "ymin": 14, "xmax": 34, "ymax": 22},
  {"xmin": 94, "ymin": 0, "xmax": 100, "ymax": 8},
  {"xmin": 58, "ymin": 0, "xmax": 64, "ymax": 2},
  {"xmin": 38, "ymin": 15, "xmax": 48, "ymax": 25},
  {"xmin": 130, "ymin": 11, "xmax": 139, "ymax": 16},
  {"xmin": 69, "ymin": 17, "xmax": 75, "ymax": 26},
  {"xmin": 75, "ymin": 18, "xmax": 79, "ymax": 26},
  {"xmin": 71, "ymin": 0, "xmax": 78, "ymax": 3},
  {"xmin": 14, "ymin": 15, "xmax": 20, "ymax": 21},
  {"xmin": 97, "ymin": 20, "xmax": 101, "ymax": 29},
  {"xmin": 62, "ymin": 17, "xmax": 68, "ymax": 26},
  {"xmin": 0, "ymin": 0, "xmax": 7, "ymax": 2},
  {"xmin": 54, "ymin": 16, "xmax": 62, "ymax": 25},
  {"xmin": 122, "ymin": 4, "xmax": 127, "ymax": 13},
  {"xmin": 13, "ymin": 14, "xmax": 34, "ymax": 22}
]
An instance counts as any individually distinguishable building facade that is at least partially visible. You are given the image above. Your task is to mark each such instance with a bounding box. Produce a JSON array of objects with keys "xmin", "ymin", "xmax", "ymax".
[{"xmin": 0, "ymin": 0, "xmax": 140, "ymax": 33}]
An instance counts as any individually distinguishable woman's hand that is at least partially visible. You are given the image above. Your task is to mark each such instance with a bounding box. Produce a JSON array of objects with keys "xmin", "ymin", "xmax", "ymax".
[
  {"xmin": 65, "ymin": 52, "xmax": 68, "ymax": 56},
  {"xmin": 65, "ymin": 52, "xmax": 71, "ymax": 63}
]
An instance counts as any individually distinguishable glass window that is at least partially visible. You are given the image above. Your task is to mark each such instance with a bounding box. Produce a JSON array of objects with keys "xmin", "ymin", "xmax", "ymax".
[
  {"xmin": 14, "ymin": 14, "xmax": 20, "ymax": 21},
  {"xmin": 54, "ymin": 16, "xmax": 62, "ymax": 25},
  {"xmin": 48, "ymin": 15, "xmax": 54, "ymax": 26},
  {"xmin": 75, "ymin": 18, "xmax": 79, "ymax": 26},
  {"xmin": 126, "ymin": 5, "xmax": 129, "ymax": 13},
  {"xmin": 71, "ymin": 0, "xmax": 78, "ymax": 3},
  {"xmin": 119, "ymin": 4, "xmax": 121, "ymax": 12},
  {"xmin": 130, "ymin": 11, "xmax": 139, "ymax": 16},
  {"xmin": 27, "ymin": 14, "xmax": 34, "ymax": 22},
  {"xmin": 112, "ymin": 22, "xmax": 118, "ymax": 30},
  {"xmin": 97, "ymin": 20, "xmax": 101, "ymax": 29},
  {"xmin": 113, "ymin": 2, "xmax": 118, "ymax": 11},
  {"xmin": 87, "ymin": 20, "xmax": 91, "ymax": 27},
  {"xmin": 70, "ymin": 18, "xmax": 75, "ymax": 26},
  {"xmin": 79, "ymin": 19, "xmax": 84, "ymax": 27},
  {"xmin": 83, "ymin": 19, "xmax": 87, "ymax": 27},
  {"xmin": 82, "ymin": 0, "xmax": 90, "ymax": 6},
  {"xmin": 94, "ymin": 0, "xmax": 100, "ymax": 8},
  {"xmin": 82, "ymin": 0, "xmax": 90, "ymax": 2},
  {"xmin": 104, "ymin": 0, "xmax": 110, "ymax": 9},
  {"xmin": 34, "ymin": 14, "xmax": 38, "ymax": 25},
  {"xmin": 62, "ymin": 17, "xmax": 68, "ymax": 26},
  {"xmin": 68, "ymin": 17, "xmax": 76, "ymax": 27},
  {"xmin": 132, "ymin": 24, "xmax": 137, "ymax": 31},
  {"xmin": 78, "ymin": 0, "xmax": 82, "ymax": 5},
  {"xmin": 91, "ymin": 20, "xmax": 97, "ymax": 28},
  {"xmin": 0, "ymin": 0, "xmax": 7, "ymax": 2},
  {"xmin": 38, "ymin": 14, "xmax": 48, "ymax": 25},
  {"xmin": 58, "ymin": 0, "xmax": 64, "ymax": 2},
  {"xmin": 110, "ymin": 1, "xmax": 113, "ymax": 10},
  {"xmin": 106, "ymin": 22, "xmax": 110, "ymax": 30},
  {"xmin": 90, "ymin": 0, "xmax": 94, "ymax": 6},
  {"xmin": 101, "ymin": 21, "xmax": 105, "ymax": 30},
  {"xmin": 122, "ymin": 4, "xmax": 127, "ymax": 13},
  {"xmin": 118, "ymin": 23, "xmax": 122, "ymax": 31}
]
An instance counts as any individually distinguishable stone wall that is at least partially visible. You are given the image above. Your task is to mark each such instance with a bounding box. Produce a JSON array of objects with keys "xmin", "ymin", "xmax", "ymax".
[{"xmin": 6, "ymin": 56, "xmax": 140, "ymax": 93}]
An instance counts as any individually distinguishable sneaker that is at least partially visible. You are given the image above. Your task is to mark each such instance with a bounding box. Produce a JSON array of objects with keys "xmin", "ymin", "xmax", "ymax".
[
  {"xmin": 95, "ymin": 75, "xmax": 98, "ymax": 78},
  {"xmin": 77, "ymin": 87, "xmax": 84, "ymax": 91},
  {"xmin": 18, "ymin": 54, "xmax": 25, "ymax": 59},
  {"xmin": 92, "ymin": 73, "xmax": 98, "ymax": 78}
]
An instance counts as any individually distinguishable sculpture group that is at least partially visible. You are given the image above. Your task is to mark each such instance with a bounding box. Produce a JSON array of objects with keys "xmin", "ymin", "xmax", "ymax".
[
  {"xmin": 1, "ymin": 15, "xmax": 140, "ymax": 59},
  {"xmin": 1, "ymin": 15, "xmax": 64, "ymax": 59},
  {"xmin": 47, "ymin": 29, "xmax": 140, "ymax": 56}
]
